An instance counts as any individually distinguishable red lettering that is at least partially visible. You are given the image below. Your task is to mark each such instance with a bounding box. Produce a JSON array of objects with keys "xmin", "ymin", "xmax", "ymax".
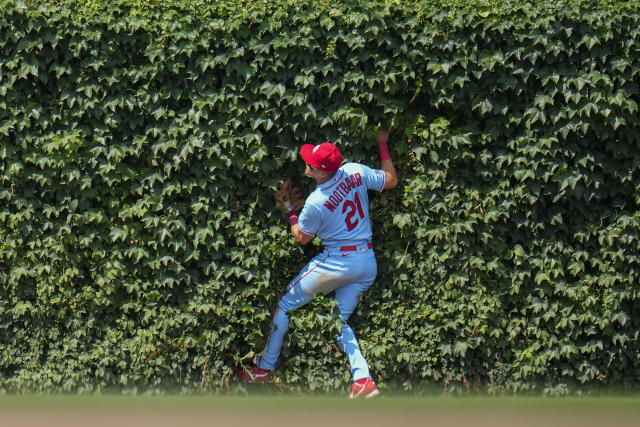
[
  {"xmin": 324, "ymin": 200, "xmax": 337, "ymax": 212},
  {"xmin": 324, "ymin": 174, "xmax": 363, "ymax": 214},
  {"xmin": 346, "ymin": 176, "xmax": 355, "ymax": 190},
  {"xmin": 339, "ymin": 182, "xmax": 349, "ymax": 196}
]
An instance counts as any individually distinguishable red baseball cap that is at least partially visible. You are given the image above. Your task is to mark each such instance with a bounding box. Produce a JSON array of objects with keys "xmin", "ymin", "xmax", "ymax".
[{"xmin": 300, "ymin": 142, "xmax": 343, "ymax": 173}]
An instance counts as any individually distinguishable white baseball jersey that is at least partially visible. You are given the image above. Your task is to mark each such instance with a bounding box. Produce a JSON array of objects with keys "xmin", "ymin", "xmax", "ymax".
[{"xmin": 297, "ymin": 162, "xmax": 386, "ymax": 248}]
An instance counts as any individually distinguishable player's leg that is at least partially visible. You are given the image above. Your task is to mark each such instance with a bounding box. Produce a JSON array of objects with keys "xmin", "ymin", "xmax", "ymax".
[
  {"xmin": 335, "ymin": 279, "xmax": 381, "ymax": 399},
  {"xmin": 333, "ymin": 253, "xmax": 377, "ymax": 381},
  {"xmin": 260, "ymin": 248, "xmax": 362, "ymax": 372},
  {"xmin": 333, "ymin": 252, "xmax": 380, "ymax": 398},
  {"xmin": 255, "ymin": 250, "xmax": 332, "ymax": 371},
  {"xmin": 256, "ymin": 278, "xmax": 313, "ymax": 370},
  {"xmin": 334, "ymin": 280, "xmax": 374, "ymax": 381}
]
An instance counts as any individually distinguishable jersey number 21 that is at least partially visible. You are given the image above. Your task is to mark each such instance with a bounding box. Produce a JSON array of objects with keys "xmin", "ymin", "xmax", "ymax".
[{"xmin": 341, "ymin": 192, "xmax": 365, "ymax": 231}]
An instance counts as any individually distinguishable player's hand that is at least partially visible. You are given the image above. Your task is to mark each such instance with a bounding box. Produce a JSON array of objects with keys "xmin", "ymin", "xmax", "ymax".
[{"xmin": 376, "ymin": 128, "xmax": 390, "ymax": 145}]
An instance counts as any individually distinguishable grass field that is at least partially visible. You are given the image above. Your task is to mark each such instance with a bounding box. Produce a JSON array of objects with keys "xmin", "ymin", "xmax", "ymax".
[{"xmin": 1, "ymin": 395, "xmax": 639, "ymax": 427}]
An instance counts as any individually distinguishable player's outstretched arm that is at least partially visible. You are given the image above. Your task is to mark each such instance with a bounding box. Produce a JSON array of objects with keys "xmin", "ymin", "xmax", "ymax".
[{"xmin": 376, "ymin": 129, "xmax": 398, "ymax": 190}]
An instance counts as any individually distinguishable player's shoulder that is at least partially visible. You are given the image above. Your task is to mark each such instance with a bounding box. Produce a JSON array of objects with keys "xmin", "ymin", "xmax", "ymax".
[
  {"xmin": 341, "ymin": 162, "xmax": 379, "ymax": 178},
  {"xmin": 304, "ymin": 187, "xmax": 326, "ymax": 208},
  {"xmin": 341, "ymin": 162, "xmax": 370, "ymax": 174}
]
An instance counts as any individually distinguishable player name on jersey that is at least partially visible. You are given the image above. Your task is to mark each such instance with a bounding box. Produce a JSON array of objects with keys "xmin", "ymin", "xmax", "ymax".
[{"xmin": 323, "ymin": 173, "xmax": 363, "ymax": 212}]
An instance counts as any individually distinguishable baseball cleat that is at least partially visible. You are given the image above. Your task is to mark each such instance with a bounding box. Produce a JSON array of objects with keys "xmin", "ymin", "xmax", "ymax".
[
  {"xmin": 348, "ymin": 377, "xmax": 380, "ymax": 399},
  {"xmin": 235, "ymin": 365, "xmax": 271, "ymax": 383}
]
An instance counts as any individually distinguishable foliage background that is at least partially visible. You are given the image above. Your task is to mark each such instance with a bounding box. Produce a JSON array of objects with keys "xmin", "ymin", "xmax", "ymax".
[{"xmin": 0, "ymin": 0, "xmax": 639, "ymax": 395}]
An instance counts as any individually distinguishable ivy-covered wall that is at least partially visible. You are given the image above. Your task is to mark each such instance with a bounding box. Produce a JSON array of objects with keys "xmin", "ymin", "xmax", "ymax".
[{"xmin": 0, "ymin": 0, "xmax": 639, "ymax": 394}]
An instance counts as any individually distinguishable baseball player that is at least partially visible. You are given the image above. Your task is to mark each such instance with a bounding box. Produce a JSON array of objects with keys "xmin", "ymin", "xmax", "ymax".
[{"xmin": 236, "ymin": 129, "xmax": 397, "ymax": 398}]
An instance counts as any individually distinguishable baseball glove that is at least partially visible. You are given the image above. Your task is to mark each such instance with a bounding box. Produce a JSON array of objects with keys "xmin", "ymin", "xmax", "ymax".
[{"xmin": 274, "ymin": 179, "xmax": 305, "ymax": 213}]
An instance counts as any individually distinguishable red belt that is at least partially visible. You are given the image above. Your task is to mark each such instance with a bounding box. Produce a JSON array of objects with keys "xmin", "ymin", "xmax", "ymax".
[{"xmin": 339, "ymin": 242, "xmax": 373, "ymax": 251}]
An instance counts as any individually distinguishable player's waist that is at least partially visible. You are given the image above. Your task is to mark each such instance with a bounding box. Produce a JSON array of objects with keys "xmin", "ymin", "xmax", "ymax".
[{"xmin": 324, "ymin": 241, "xmax": 373, "ymax": 252}]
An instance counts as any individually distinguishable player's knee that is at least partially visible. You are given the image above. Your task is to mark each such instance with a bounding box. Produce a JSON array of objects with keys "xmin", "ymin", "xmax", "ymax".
[
  {"xmin": 339, "ymin": 312, "xmax": 351, "ymax": 322},
  {"xmin": 278, "ymin": 296, "xmax": 305, "ymax": 314},
  {"xmin": 278, "ymin": 299, "xmax": 293, "ymax": 314}
]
